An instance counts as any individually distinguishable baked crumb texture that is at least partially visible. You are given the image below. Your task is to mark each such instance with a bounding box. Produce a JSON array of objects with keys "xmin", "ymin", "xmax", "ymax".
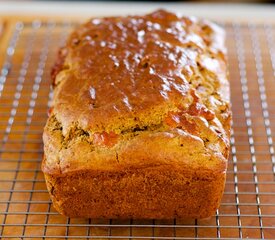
[{"xmin": 43, "ymin": 10, "xmax": 231, "ymax": 219}]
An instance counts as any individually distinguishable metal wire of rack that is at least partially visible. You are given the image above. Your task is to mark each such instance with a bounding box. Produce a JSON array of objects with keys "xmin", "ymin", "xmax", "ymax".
[{"xmin": 0, "ymin": 19, "xmax": 275, "ymax": 239}]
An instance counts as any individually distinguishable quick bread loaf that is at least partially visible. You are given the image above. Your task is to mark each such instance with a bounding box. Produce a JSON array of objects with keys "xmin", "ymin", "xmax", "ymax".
[{"xmin": 42, "ymin": 10, "xmax": 231, "ymax": 219}]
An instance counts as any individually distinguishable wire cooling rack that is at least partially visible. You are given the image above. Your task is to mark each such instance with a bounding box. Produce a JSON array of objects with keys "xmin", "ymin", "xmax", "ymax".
[{"xmin": 0, "ymin": 19, "xmax": 275, "ymax": 239}]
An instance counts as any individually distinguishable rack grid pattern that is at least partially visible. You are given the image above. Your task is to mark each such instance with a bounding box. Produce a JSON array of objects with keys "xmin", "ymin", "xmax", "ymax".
[{"xmin": 1, "ymin": 20, "xmax": 275, "ymax": 239}]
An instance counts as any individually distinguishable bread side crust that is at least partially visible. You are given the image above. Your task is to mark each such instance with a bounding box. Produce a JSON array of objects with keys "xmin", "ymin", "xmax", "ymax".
[
  {"xmin": 44, "ymin": 163, "xmax": 226, "ymax": 219},
  {"xmin": 42, "ymin": 114, "xmax": 227, "ymax": 218}
]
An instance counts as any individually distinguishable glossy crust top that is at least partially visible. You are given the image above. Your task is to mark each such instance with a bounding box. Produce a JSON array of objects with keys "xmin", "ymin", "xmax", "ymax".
[{"xmin": 43, "ymin": 10, "xmax": 231, "ymax": 175}]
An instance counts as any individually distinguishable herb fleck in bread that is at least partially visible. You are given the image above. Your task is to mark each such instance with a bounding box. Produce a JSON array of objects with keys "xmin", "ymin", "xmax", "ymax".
[{"xmin": 42, "ymin": 10, "xmax": 231, "ymax": 219}]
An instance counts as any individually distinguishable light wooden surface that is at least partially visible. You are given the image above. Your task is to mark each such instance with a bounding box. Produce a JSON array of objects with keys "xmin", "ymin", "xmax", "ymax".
[{"xmin": 0, "ymin": 1, "xmax": 275, "ymax": 22}]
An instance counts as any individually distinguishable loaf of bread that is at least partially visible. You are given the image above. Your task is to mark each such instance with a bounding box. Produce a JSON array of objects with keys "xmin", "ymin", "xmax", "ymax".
[{"xmin": 42, "ymin": 10, "xmax": 231, "ymax": 219}]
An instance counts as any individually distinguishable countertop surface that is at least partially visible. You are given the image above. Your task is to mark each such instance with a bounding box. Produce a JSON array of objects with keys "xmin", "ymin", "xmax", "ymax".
[
  {"xmin": 0, "ymin": 1, "xmax": 275, "ymax": 21},
  {"xmin": 1, "ymin": 1, "xmax": 275, "ymax": 240}
]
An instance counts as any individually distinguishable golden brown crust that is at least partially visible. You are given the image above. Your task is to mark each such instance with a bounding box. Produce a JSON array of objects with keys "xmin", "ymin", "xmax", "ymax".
[
  {"xmin": 43, "ymin": 10, "xmax": 231, "ymax": 219},
  {"xmin": 44, "ymin": 166, "xmax": 225, "ymax": 219},
  {"xmin": 51, "ymin": 10, "xmax": 229, "ymax": 136}
]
